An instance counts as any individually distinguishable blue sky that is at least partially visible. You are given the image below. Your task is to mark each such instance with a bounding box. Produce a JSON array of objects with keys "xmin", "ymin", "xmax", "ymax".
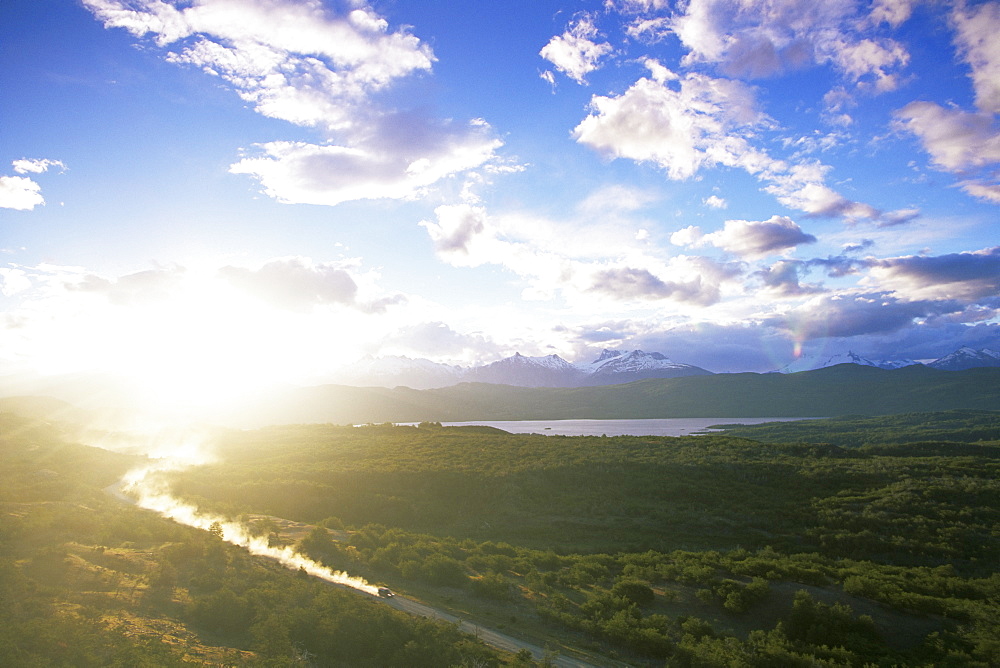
[{"xmin": 2, "ymin": 0, "xmax": 999, "ymax": 400}]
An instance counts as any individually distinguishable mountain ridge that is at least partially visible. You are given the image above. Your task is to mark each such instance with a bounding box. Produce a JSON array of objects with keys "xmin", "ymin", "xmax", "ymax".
[
  {"xmin": 334, "ymin": 348, "xmax": 712, "ymax": 389},
  {"xmin": 223, "ymin": 364, "xmax": 1000, "ymax": 427}
]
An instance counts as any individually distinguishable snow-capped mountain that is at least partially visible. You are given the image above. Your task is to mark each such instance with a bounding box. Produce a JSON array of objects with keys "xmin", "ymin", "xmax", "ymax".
[
  {"xmin": 333, "ymin": 355, "xmax": 464, "ymax": 389},
  {"xmin": 330, "ymin": 349, "xmax": 714, "ymax": 388},
  {"xmin": 780, "ymin": 351, "xmax": 920, "ymax": 374},
  {"xmin": 927, "ymin": 347, "xmax": 1000, "ymax": 371},
  {"xmin": 463, "ymin": 353, "xmax": 586, "ymax": 387},
  {"xmin": 577, "ymin": 349, "xmax": 712, "ymax": 385}
]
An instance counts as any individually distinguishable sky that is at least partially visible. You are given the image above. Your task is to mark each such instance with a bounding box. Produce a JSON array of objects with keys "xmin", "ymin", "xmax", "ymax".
[{"xmin": 2, "ymin": 0, "xmax": 1000, "ymax": 403}]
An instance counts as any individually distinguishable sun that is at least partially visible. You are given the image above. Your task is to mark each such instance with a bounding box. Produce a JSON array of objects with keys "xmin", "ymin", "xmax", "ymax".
[{"xmin": 78, "ymin": 273, "xmax": 332, "ymax": 421}]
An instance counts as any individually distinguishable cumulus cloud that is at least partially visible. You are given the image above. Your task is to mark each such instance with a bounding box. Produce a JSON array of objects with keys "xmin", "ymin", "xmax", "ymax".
[
  {"xmin": 220, "ymin": 257, "xmax": 363, "ymax": 311},
  {"xmin": 755, "ymin": 260, "xmax": 823, "ymax": 296},
  {"xmin": 761, "ymin": 160, "xmax": 879, "ymax": 218},
  {"xmin": 0, "ymin": 158, "xmax": 65, "ymax": 211},
  {"xmin": 12, "ymin": 159, "xmax": 66, "ymax": 174},
  {"xmin": 0, "ymin": 176, "xmax": 45, "ymax": 211},
  {"xmin": 772, "ymin": 292, "xmax": 958, "ymax": 340},
  {"xmin": 85, "ymin": 0, "xmax": 434, "ymax": 128},
  {"xmin": 675, "ymin": 215, "xmax": 817, "ymax": 258},
  {"xmin": 539, "ymin": 13, "xmax": 613, "ymax": 84},
  {"xmin": 71, "ymin": 266, "xmax": 186, "ymax": 305},
  {"xmin": 894, "ymin": 101, "xmax": 1000, "ymax": 204},
  {"xmin": 573, "ymin": 60, "xmax": 768, "ymax": 180},
  {"xmin": 867, "ymin": 247, "xmax": 1000, "ymax": 301},
  {"xmin": 419, "ymin": 193, "xmax": 747, "ymax": 308},
  {"xmin": 381, "ymin": 321, "xmax": 497, "ymax": 359},
  {"xmin": 669, "ymin": 0, "xmax": 910, "ymax": 87},
  {"xmin": 887, "ymin": 5, "xmax": 1000, "ymax": 206},
  {"xmin": 895, "ymin": 102, "xmax": 1000, "ymax": 172},
  {"xmin": 587, "ymin": 266, "xmax": 720, "ymax": 304},
  {"xmin": 0, "ymin": 267, "xmax": 32, "ymax": 296},
  {"xmin": 703, "ymin": 194, "xmax": 728, "ymax": 208},
  {"xmin": 83, "ymin": 0, "xmax": 502, "ymax": 205},
  {"xmin": 868, "ymin": 0, "xmax": 916, "ymax": 28},
  {"xmin": 951, "ymin": 1, "xmax": 1000, "ymax": 114},
  {"xmin": 573, "ymin": 60, "xmax": 880, "ymax": 219},
  {"xmin": 419, "ymin": 203, "xmax": 489, "ymax": 259},
  {"xmin": 230, "ymin": 116, "xmax": 501, "ymax": 206}
]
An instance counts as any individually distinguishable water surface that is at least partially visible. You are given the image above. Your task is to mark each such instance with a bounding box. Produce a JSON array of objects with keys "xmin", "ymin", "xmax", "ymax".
[{"xmin": 430, "ymin": 417, "xmax": 818, "ymax": 437}]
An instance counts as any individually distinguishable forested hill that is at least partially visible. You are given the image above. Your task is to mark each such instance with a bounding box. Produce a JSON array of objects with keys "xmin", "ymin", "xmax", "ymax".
[{"xmin": 228, "ymin": 364, "xmax": 1000, "ymax": 427}]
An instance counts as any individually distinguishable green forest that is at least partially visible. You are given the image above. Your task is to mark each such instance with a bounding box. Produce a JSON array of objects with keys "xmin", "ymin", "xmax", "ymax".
[{"xmin": 2, "ymin": 404, "xmax": 999, "ymax": 666}]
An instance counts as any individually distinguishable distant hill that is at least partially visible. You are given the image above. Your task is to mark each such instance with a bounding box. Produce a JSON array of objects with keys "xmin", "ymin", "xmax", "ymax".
[{"xmin": 227, "ymin": 364, "xmax": 1000, "ymax": 427}]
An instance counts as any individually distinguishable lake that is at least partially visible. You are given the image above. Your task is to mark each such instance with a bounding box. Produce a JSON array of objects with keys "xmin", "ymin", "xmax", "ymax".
[{"xmin": 423, "ymin": 417, "xmax": 819, "ymax": 437}]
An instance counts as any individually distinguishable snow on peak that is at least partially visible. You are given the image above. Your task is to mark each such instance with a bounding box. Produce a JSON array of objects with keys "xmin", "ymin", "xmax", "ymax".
[
  {"xmin": 780, "ymin": 350, "xmax": 919, "ymax": 373},
  {"xmin": 582, "ymin": 349, "xmax": 685, "ymax": 374},
  {"xmin": 929, "ymin": 347, "xmax": 1000, "ymax": 370},
  {"xmin": 594, "ymin": 349, "xmax": 626, "ymax": 363},
  {"xmin": 498, "ymin": 352, "xmax": 575, "ymax": 370}
]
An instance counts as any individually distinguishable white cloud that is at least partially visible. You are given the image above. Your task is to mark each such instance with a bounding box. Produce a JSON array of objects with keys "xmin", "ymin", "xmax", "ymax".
[
  {"xmin": 669, "ymin": 0, "xmax": 910, "ymax": 87},
  {"xmin": 71, "ymin": 266, "xmax": 186, "ymax": 305},
  {"xmin": 587, "ymin": 265, "xmax": 722, "ymax": 304},
  {"xmin": 85, "ymin": 0, "xmax": 434, "ymax": 123},
  {"xmin": 671, "ymin": 226, "xmax": 705, "ymax": 247},
  {"xmin": 756, "ymin": 259, "xmax": 823, "ymax": 296},
  {"xmin": 624, "ymin": 16, "xmax": 672, "ymax": 42},
  {"xmin": 420, "ymin": 203, "xmax": 489, "ymax": 260},
  {"xmin": 0, "ymin": 158, "xmax": 65, "ymax": 211},
  {"xmin": 959, "ymin": 181, "xmax": 1000, "ymax": 204},
  {"xmin": 218, "ymin": 256, "xmax": 406, "ymax": 313},
  {"xmin": 12, "ymin": 158, "xmax": 66, "ymax": 174},
  {"xmin": 894, "ymin": 102, "xmax": 1000, "ymax": 169},
  {"xmin": 867, "ymin": 246, "xmax": 1000, "ymax": 301},
  {"xmin": 829, "ymin": 36, "xmax": 909, "ymax": 92},
  {"xmin": 894, "ymin": 101, "xmax": 1000, "ymax": 204},
  {"xmin": 539, "ymin": 13, "xmax": 614, "ymax": 84},
  {"xmin": 84, "ymin": 0, "xmax": 502, "ymax": 205},
  {"xmin": 0, "ymin": 267, "xmax": 31, "ymax": 296},
  {"xmin": 688, "ymin": 215, "xmax": 818, "ymax": 258},
  {"xmin": 951, "ymin": 1, "xmax": 1000, "ymax": 114},
  {"xmin": 230, "ymin": 116, "xmax": 501, "ymax": 206},
  {"xmin": 573, "ymin": 60, "xmax": 768, "ymax": 180},
  {"xmin": 574, "ymin": 61, "xmax": 880, "ymax": 219},
  {"xmin": 419, "ymin": 191, "xmax": 752, "ymax": 311},
  {"xmin": 703, "ymin": 194, "xmax": 728, "ymax": 208},
  {"xmin": 0, "ymin": 176, "xmax": 44, "ymax": 211},
  {"xmin": 868, "ymin": 0, "xmax": 915, "ymax": 28},
  {"xmin": 762, "ymin": 160, "xmax": 879, "ymax": 218}
]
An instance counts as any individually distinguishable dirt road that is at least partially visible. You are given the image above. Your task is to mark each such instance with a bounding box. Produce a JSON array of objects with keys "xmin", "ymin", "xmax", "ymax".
[
  {"xmin": 377, "ymin": 591, "xmax": 597, "ymax": 667},
  {"xmin": 106, "ymin": 480, "xmax": 600, "ymax": 666}
]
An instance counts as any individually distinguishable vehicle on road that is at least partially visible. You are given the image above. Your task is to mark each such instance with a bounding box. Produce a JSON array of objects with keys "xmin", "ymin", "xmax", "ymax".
[{"xmin": 377, "ymin": 587, "xmax": 394, "ymax": 597}]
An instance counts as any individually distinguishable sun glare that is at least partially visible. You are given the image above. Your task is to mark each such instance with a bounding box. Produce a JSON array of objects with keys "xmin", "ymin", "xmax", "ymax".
[{"xmin": 55, "ymin": 269, "xmax": 362, "ymax": 421}]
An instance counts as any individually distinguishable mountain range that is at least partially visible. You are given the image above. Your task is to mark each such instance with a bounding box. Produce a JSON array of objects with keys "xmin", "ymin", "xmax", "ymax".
[
  {"xmin": 780, "ymin": 347, "xmax": 1000, "ymax": 373},
  {"xmin": 334, "ymin": 349, "xmax": 711, "ymax": 389},
  {"xmin": 333, "ymin": 346, "xmax": 1000, "ymax": 388},
  {"xmin": 3, "ymin": 358, "xmax": 998, "ymax": 429},
  {"xmin": 225, "ymin": 363, "xmax": 1000, "ymax": 427}
]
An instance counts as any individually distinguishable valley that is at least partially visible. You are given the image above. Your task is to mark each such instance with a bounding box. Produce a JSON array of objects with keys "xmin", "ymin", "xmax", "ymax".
[{"xmin": 2, "ymin": 403, "xmax": 998, "ymax": 666}]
